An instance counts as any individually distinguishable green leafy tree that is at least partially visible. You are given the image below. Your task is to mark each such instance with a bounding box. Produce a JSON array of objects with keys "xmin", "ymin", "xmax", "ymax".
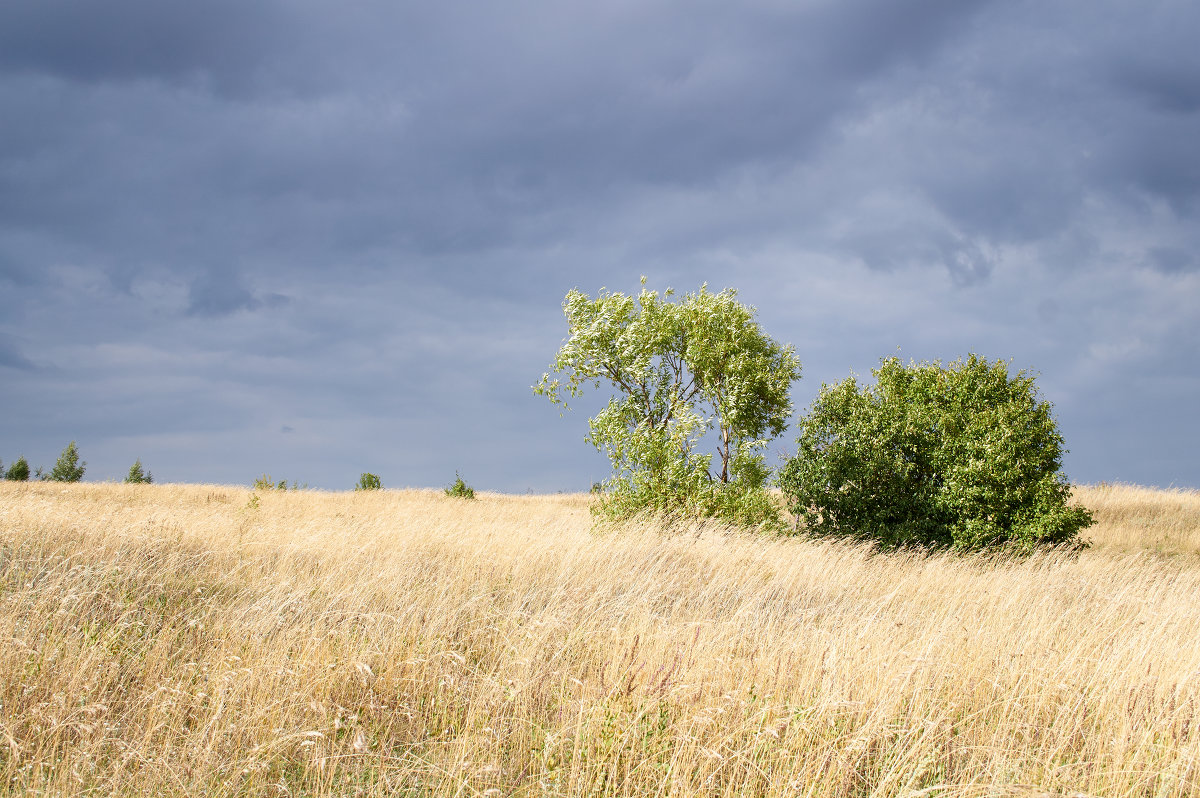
[
  {"xmin": 125, "ymin": 459, "xmax": 153, "ymax": 484},
  {"xmin": 535, "ymin": 280, "xmax": 801, "ymax": 527},
  {"xmin": 444, "ymin": 472, "xmax": 475, "ymax": 500},
  {"xmin": 48, "ymin": 441, "xmax": 85, "ymax": 483},
  {"xmin": 778, "ymin": 355, "xmax": 1093, "ymax": 551},
  {"xmin": 5, "ymin": 456, "xmax": 30, "ymax": 481},
  {"xmin": 356, "ymin": 472, "xmax": 382, "ymax": 491}
]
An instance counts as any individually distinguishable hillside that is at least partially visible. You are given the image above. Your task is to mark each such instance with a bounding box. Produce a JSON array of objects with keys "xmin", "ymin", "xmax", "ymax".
[{"xmin": 1, "ymin": 482, "xmax": 1198, "ymax": 796}]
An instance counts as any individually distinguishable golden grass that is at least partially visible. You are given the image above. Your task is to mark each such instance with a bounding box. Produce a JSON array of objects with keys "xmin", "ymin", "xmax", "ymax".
[
  {"xmin": 1074, "ymin": 483, "xmax": 1200, "ymax": 556},
  {"xmin": 1, "ymin": 481, "xmax": 1198, "ymax": 797}
]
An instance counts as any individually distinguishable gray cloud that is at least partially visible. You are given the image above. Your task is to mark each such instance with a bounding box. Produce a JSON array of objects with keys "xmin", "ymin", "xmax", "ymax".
[
  {"xmin": 1147, "ymin": 247, "xmax": 1197, "ymax": 274},
  {"xmin": 0, "ymin": 0, "xmax": 1197, "ymax": 490},
  {"xmin": 186, "ymin": 270, "xmax": 289, "ymax": 317},
  {"xmin": 0, "ymin": 334, "xmax": 36, "ymax": 371},
  {"xmin": 0, "ymin": 0, "xmax": 285, "ymax": 93}
]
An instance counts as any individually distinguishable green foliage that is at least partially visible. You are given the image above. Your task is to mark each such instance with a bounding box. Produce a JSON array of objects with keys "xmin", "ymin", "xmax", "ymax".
[
  {"xmin": 778, "ymin": 354, "xmax": 1094, "ymax": 552},
  {"xmin": 4, "ymin": 455, "xmax": 30, "ymax": 482},
  {"xmin": 48, "ymin": 441, "xmax": 86, "ymax": 483},
  {"xmin": 444, "ymin": 472, "xmax": 476, "ymax": 500},
  {"xmin": 356, "ymin": 472, "xmax": 383, "ymax": 491},
  {"xmin": 535, "ymin": 280, "xmax": 800, "ymax": 528},
  {"xmin": 252, "ymin": 474, "xmax": 293, "ymax": 491},
  {"xmin": 124, "ymin": 459, "xmax": 153, "ymax": 484}
]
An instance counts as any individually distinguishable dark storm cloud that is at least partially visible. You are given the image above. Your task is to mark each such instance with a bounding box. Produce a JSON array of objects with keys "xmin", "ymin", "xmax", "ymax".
[
  {"xmin": 1114, "ymin": 57, "xmax": 1200, "ymax": 116},
  {"xmin": 1, "ymin": 0, "xmax": 1198, "ymax": 490},
  {"xmin": 388, "ymin": 0, "xmax": 998, "ymax": 201},
  {"xmin": 0, "ymin": 0, "xmax": 1062, "ymax": 288},
  {"xmin": 0, "ymin": 0, "xmax": 285, "ymax": 93}
]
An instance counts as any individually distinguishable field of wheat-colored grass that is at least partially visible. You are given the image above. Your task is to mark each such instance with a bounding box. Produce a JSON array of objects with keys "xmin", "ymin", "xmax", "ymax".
[{"xmin": 1, "ymin": 481, "xmax": 1198, "ymax": 797}]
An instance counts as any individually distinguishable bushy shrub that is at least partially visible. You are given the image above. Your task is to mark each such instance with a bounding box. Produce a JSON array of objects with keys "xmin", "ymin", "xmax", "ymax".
[
  {"xmin": 356, "ymin": 472, "xmax": 382, "ymax": 491},
  {"xmin": 4, "ymin": 456, "xmax": 30, "ymax": 481},
  {"xmin": 48, "ymin": 442, "xmax": 85, "ymax": 483},
  {"xmin": 125, "ymin": 459, "xmax": 153, "ymax": 484},
  {"xmin": 778, "ymin": 355, "xmax": 1093, "ymax": 552},
  {"xmin": 444, "ymin": 472, "xmax": 476, "ymax": 500}
]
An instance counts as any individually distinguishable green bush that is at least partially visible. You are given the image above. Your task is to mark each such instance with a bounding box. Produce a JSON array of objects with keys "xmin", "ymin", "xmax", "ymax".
[
  {"xmin": 356, "ymin": 472, "xmax": 382, "ymax": 491},
  {"xmin": 444, "ymin": 472, "xmax": 476, "ymax": 500},
  {"xmin": 4, "ymin": 456, "xmax": 30, "ymax": 482},
  {"xmin": 778, "ymin": 355, "xmax": 1093, "ymax": 552},
  {"xmin": 48, "ymin": 442, "xmax": 85, "ymax": 483},
  {"xmin": 124, "ymin": 459, "xmax": 153, "ymax": 484}
]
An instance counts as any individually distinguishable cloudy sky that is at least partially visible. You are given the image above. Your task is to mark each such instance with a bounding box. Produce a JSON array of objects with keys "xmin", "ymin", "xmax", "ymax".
[{"xmin": 2, "ymin": 0, "xmax": 1197, "ymax": 492}]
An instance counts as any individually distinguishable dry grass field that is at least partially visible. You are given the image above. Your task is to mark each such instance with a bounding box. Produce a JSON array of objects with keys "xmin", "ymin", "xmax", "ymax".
[{"xmin": 1, "ymin": 481, "xmax": 1198, "ymax": 797}]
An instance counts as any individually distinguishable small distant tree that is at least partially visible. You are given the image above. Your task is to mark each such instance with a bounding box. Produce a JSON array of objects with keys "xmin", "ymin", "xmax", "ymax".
[
  {"xmin": 356, "ymin": 472, "xmax": 382, "ymax": 491},
  {"xmin": 444, "ymin": 472, "xmax": 476, "ymax": 500},
  {"xmin": 778, "ymin": 355, "xmax": 1093, "ymax": 552},
  {"xmin": 125, "ymin": 459, "xmax": 153, "ymax": 484},
  {"xmin": 4, "ymin": 456, "xmax": 30, "ymax": 481},
  {"xmin": 535, "ymin": 280, "xmax": 801, "ymax": 527},
  {"xmin": 253, "ymin": 474, "xmax": 289, "ymax": 491},
  {"xmin": 48, "ymin": 442, "xmax": 85, "ymax": 483}
]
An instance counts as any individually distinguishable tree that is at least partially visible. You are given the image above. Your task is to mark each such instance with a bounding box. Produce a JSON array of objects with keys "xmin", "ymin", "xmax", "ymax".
[
  {"xmin": 4, "ymin": 455, "xmax": 30, "ymax": 481},
  {"xmin": 48, "ymin": 441, "xmax": 86, "ymax": 483},
  {"xmin": 356, "ymin": 472, "xmax": 382, "ymax": 491},
  {"xmin": 444, "ymin": 472, "xmax": 476, "ymax": 500},
  {"xmin": 535, "ymin": 280, "xmax": 801, "ymax": 526},
  {"xmin": 125, "ymin": 459, "xmax": 153, "ymax": 484},
  {"xmin": 778, "ymin": 355, "xmax": 1093, "ymax": 551}
]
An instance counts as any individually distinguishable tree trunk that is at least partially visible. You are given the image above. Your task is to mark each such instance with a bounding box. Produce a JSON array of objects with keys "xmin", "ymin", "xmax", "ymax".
[{"xmin": 719, "ymin": 426, "xmax": 730, "ymax": 483}]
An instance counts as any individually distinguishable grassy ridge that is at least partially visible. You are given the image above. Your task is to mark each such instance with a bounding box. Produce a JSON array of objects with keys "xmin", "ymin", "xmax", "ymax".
[{"xmin": 1, "ymin": 482, "xmax": 1198, "ymax": 796}]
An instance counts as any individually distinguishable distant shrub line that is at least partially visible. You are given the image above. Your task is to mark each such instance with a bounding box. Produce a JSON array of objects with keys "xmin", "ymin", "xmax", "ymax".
[
  {"xmin": 0, "ymin": 450, "xmax": 476, "ymax": 501},
  {"xmin": 4, "ymin": 442, "xmax": 91, "ymax": 483},
  {"xmin": 2, "ymin": 444, "xmax": 155, "ymax": 485}
]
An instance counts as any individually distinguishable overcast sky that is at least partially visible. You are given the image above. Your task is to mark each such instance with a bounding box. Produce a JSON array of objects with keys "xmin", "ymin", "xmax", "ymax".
[{"xmin": 2, "ymin": 0, "xmax": 1197, "ymax": 492}]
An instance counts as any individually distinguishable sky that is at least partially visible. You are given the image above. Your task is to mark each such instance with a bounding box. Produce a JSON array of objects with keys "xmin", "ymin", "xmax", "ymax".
[{"xmin": 1, "ymin": 0, "xmax": 1198, "ymax": 492}]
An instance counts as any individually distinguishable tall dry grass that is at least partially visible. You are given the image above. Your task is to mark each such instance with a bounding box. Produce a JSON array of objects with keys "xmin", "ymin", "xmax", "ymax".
[
  {"xmin": 1074, "ymin": 483, "xmax": 1200, "ymax": 555},
  {"xmin": 1, "ymin": 481, "xmax": 1198, "ymax": 797}
]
